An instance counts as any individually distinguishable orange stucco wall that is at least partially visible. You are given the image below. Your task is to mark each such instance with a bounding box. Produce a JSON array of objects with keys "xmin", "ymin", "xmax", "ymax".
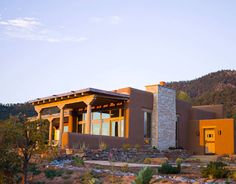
[{"xmin": 200, "ymin": 119, "xmax": 235, "ymax": 155}]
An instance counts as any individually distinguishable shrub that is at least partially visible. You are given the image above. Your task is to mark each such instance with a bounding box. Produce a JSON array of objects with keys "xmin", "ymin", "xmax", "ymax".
[
  {"xmin": 134, "ymin": 144, "xmax": 141, "ymax": 150},
  {"xmin": 120, "ymin": 163, "xmax": 129, "ymax": 173},
  {"xmin": 175, "ymin": 158, "xmax": 183, "ymax": 165},
  {"xmin": 28, "ymin": 163, "xmax": 41, "ymax": 175},
  {"xmin": 44, "ymin": 169, "xmax": 64, "ymax": 179},
  {"xmin": 201, "ymin": 161, "xmax": 230, "ymax": 179},
  {"xmin": 158, "ymin": 163, "xmax": 181, "ymax": 174},
  {"xmin": 99, "ymin": 141, "xmax": 108, "ymax": 150},
  {"xmin": 80, "ymin": 142, "xmax": 88, "ymax": 151},
  {"xmin": 81, "ymin": 171, "xmax": 101, "ymax": 184},
  {"xmin": 122, "ymin": 144, "xmax": 131, "ymax": 150},
  {"xmin": 65, "ymin": 170, "xmax": 73, "ymax": 175},
  {"xmin": 143, "ymin": 158, "xmax": 152, "ymax": 164},
  {"xmin": 88, "ymin": 178, "xmax": 102, "ymax": 184},
  {"xmin": 72, "ymin": 156, "xmax": 84, "ymax": 167},
  {"xmin": 132, "ymin": 167, "xmax": 154, "ymax": 184}
]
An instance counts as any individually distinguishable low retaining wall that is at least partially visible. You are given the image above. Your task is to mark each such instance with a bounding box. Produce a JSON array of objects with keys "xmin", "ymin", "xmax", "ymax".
[{"xmin": 62, "ymin": 132, "xmax": 129, "ymax": 149}]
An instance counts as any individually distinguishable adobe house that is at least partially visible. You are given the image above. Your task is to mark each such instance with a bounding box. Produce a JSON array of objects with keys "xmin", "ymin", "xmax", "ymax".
[{"xmin": 30, "ymin": 83, "xmax": 235, "ymax": 155}]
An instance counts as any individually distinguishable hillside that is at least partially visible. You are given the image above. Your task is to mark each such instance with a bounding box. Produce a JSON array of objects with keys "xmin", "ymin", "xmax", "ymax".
[
  {"xmin": 0, "ymin": 103, "xmax": 36, "ymax": 121},
  {"xmin": 166, "ymin": 70, "xmax": 236, "ymax": 117}
]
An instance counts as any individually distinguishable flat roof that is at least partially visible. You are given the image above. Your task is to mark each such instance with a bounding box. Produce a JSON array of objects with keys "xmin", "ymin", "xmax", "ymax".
[{"xmin": 29, "ymin": 87, "xmax": 129, "ymax": 104}]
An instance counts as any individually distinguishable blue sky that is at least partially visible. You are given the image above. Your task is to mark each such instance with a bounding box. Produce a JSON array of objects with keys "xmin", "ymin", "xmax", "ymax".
[{"xmin": 0, "ymin": 0, "xmax": 235, "ymax": 103}]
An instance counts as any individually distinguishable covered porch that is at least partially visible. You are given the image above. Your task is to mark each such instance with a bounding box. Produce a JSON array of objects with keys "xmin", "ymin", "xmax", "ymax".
[{"xmin": 30, "ymin": 88, "xmax": 129, "ymax": 148}]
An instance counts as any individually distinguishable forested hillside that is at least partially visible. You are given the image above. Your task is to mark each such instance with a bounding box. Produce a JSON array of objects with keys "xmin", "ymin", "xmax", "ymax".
[
  {"xmin": 0, "ymin": 103, "xmax": 36, "ymax": 121},
  {"xmin": 166, "ymin": 70, "xmax": 236, "ymax": 117}
]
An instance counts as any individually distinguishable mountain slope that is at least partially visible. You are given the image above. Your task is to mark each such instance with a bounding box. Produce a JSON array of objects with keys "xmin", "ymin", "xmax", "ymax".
[{"xmin": 166, "ymin": 70, "xmax": 236, "ymax": 117}]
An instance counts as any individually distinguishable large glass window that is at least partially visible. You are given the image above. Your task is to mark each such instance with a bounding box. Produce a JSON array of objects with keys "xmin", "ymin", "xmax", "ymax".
[
  {"xmin": 92, "ymin": 123, "xmax": 100, "ymax": 135},
  {"xmin": 102, "ymin": 121, "xmax": 110, "ymax": 136},
  {"xmin": 92, "ymin": 112, "xmax": 100, "ymax": 120},
  {"xmin": 101, "ymin": 110, "xmax": 110, "ymax": 119}
]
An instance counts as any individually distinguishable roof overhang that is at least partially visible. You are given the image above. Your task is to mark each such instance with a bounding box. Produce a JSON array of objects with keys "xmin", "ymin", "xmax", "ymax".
[{"xmin": 29, "ymin": 88, "xmax": 129, "ymax": 106}]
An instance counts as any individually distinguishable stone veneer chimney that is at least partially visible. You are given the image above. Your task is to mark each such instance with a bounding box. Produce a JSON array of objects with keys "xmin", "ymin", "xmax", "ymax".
[{"xmin": 145, "ymin": 83, "xmax": 176, "ymax": 150}]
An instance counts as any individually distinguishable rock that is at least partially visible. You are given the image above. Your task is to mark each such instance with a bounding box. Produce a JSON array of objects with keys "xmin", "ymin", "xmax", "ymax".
[{"xmin": 151, "ymin": 157, "xmax": 168, "ymax": 164}]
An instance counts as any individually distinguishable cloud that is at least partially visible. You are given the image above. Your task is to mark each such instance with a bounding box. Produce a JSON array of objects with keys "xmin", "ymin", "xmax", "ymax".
[
  {"xmin": 0, "ymin": 17, "xmax": 41, "ymax": 29},
  {"xmin": 0, "ymin": 17, "xmax": 88, "ymax": 43},
  {"xmin": 110, "ymin": 16, "xmax": 122, "ymax": 24},
  {"xmin": 89, "ymin": 17, "xmax": 103, "ymax": 23}
]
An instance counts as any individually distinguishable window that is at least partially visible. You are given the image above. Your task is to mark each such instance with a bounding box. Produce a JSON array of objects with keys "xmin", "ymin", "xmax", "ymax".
[
  {"xmin": 64, "ymin": 126, "xmax": 68, "ymax": 132},
  {"xmin": 101, "ymin": 110, "xmax": 110, "ymax": 119},
  {"xmin": 92, "ymin": 112, "xmax": 100, "ymax": 120},
  {"xmin": 112, "ymin": 121, "xmax": 119, "ymax": 136},
  {"xmin": 111, "ymin": 120, "xmax": 124, "ymax": 137},
  {"xmin": 92, "ymin": 123, "xmax": 100, "ymax": 135},
  {"xmin": 144, "ymin": 112, "xmax": 151, "ymax": 139},
  {"xmin": 78, "ymin": 124, "xmax": 83, "ymax": 133},
  {"xmin": 102, "ymin": 121, "xmax": 110, "ymax": 136}
]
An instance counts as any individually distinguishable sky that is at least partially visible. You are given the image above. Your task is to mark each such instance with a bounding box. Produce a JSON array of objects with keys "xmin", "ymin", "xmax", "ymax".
[{"xmin": 0, "ymin": 0, "xmax": 236, "ymax": 103}]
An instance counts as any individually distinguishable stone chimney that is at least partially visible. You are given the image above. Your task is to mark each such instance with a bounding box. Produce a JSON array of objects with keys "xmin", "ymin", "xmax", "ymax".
[
  {"xmin": 145, "ymin": 81, "xmax": 166, "ymax": 93},
  {"xmin": 145, "ymin": 82, "xmax": 177, "ymax": 150}
]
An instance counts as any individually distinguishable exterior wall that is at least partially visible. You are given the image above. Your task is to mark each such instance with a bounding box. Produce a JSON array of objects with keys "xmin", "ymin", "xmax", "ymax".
[
  {"xmin": 199, "ymin": 119, "xmax": 235, "ymax": 155},
  {"xmin": 115, "ymin": 88, "xmax": 153, "ymax": 145},
  {"xmin": 176, "ymin": 100, "xmax": 192, "ymax": 149},
  {"xmin": 62, "ymin": 132, "xmax": 128, "ymax": 149},
  {"xmin": 192, "ymin": 105, "xmax": 224, "ymax": 119},
  {"xmin": 148, "ymin": 85, "xmax": 176, "ymax": 150}
]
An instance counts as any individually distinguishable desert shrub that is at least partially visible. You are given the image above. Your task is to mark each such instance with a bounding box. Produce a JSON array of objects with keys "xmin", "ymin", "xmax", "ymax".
[
  {"xmin": 201, "ymin": 161, "xmax": 230, "ymax": 179},
  {"xmin": 72, "ymin": 156, "xmax": 84, "ymax": 166},
  {"xmin": 120, "ymin": 163, "xmax": 129, "ymax": 173},
  {"xmin": 80, "ymin": 143, "xmax": 88, "ymax": 151},
  {"xmin": 44, "ymin": 169, "xmax": 64, "ymax": 179},
  {"xmin": 158, "ymin": 163, "xmax": 181, "ymax": 174},
  {"xmin": 143, "ymin": 158, "xmax": 152, "ymax": 164},
  {"xmin": 132, "ymin": 167, "xmax": 154, "ymax": 184},
  {"xmin": 81, "ymin": 171, "xmax": 101, "ymax": 184},
  {"xmin": 88, "ymin": 178, "xmax": 102, "ymax": 184},
  {"xmin": 65, "ymin": 170, "xmax": 73, "ymax": 175},
  {"xmin": 134, "ymin": 144, "xmax": 141, "ymax": 150},
  {"xmin": 175, "ymin": 158, "xmax": 183, "ymax": 165},
  {"xmin": 231, "ymin": 170, "xmax": 236, "ymax": 180},
  {"xmin": 122, "ymin": 143, "xmax": 131, "ymax": 150},
  {"xmin": 33, "ymin": 182, "xmax": 45, "ymax": 184},
  {"xmin": 28, "ymin": 163, "xmax": 41, "ymax": 175},
  {"xmin": 99, "ymin": 141, "xmax": 108, "ymax": 150}
]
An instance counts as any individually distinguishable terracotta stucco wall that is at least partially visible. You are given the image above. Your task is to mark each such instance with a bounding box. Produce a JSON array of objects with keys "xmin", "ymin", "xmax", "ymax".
[
  {"xmin": 116, "ymin": 87, "xmax": 153, "ymax": 145},
  {"xmin": 200, "ymin": 119, "xmax": 235, "ymax": 155}
]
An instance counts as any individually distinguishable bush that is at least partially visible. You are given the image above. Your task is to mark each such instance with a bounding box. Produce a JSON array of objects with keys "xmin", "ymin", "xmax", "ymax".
[
  {"xmin": 28, "ymin": 163, "xmax": 41, "ymax": 175},
  {"xmin": 143, "ymin": 158, "xmax": 152, "ymax": 164},
  {"xmin": 44, "ymin": 169, "xmax": 64, "ymax": 179},
  {"xmin": 99, "ymin": 141, "xmax": 108, "ymax": 150},
  {"xmin": 201, "ymin": 161, "xmax": 230, "ymax": 179},
  {"xmin": 122, "ymin": 144, "xmax": 131, "ymax": 150},
  {"xmin": 158, "ymin": 163, "xmax": 181, "ymax": 174},
  {"xmin": 132, "ymin": 167, "xmax": 154, "ymax": 184},
  {"xmin": 175, "ymin": 158, "xmax": 183, "ymax": 165},
  {"xmin": 120, "ymin": 163, "xmax": 129, "ymax": 173},
  {"xmin": 72, "ymin": 156, "xmax": 84, "ymax": 166},
  {"xmin": 81, "ymin": 171, "xmax": 101, "ymax": 184}
]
